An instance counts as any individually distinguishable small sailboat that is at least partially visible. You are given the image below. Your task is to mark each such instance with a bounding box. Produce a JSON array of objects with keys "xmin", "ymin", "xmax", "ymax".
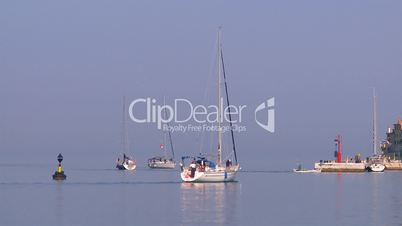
[
  {"xmin": 368, "ymin": 88, "xmax": 384, "ymax": 173},
  {"xmin": 147, "ymin": 141, "xmax": 176, "ymax": 169},
  {"xmin": 148, "ymin": 100, "xmax": 176, "ymax": 169},
  {"xmin": 180, "ymin": 29, "xmax": 240, "ymax": 182},
  {"xmin": 116, "ymin": 96, "xmax": 137, "ymax": 171},
  {"xmin": 148, "ymin": 156, "xmax": 176, "ymax": 169}
]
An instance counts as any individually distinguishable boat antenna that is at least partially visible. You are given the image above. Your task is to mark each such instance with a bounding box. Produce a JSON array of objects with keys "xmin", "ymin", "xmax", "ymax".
[{"xmin": 220, "ymin": 31, "xmax": 238, "ymax": 165}]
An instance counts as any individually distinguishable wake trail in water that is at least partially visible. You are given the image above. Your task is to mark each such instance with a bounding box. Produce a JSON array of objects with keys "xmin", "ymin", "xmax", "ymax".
[{"xmin": 0, "ymin": 181, "xmax": 182, "ymax": 186}]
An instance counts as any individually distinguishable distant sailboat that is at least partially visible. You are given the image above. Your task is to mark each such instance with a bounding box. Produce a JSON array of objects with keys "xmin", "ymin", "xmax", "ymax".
[
  {"xmin": 293, "ymin": 164, "xmax": 321, "ymax": 173},
  {"xmin": 116, "ymin": 96, "xmax": 136, "ymax": 171},
  {"xmin": 180, "ymin": 29, "xmax": 240, "ymax": 182},
  {"xmin": 148, "ymin": 105, "xmax": 176, "ymax": 169},
  {"xmin": 368, "ymin": 88, "xmax": 385, "ymax": 172}
]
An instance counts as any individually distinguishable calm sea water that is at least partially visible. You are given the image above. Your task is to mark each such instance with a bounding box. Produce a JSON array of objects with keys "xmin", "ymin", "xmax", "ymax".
[{"xmin": 1, "ymin": 164, "xmax": 402, "ymax": 226}]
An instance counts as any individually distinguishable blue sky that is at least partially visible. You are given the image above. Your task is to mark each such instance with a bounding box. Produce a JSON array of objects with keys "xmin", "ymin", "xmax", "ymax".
[{"xmin": 1, "ymin": 0, "xmax": 401, "ymax": 170}]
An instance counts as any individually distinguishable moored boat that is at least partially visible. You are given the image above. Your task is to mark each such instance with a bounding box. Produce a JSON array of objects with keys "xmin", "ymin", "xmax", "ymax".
[
  {"xmin": 367, "ymin": 155, "xmax": 402, "ymax": 170},
  {"xmin": 368, "ymin": 163, "xmax": 385, "ymax": 172}
]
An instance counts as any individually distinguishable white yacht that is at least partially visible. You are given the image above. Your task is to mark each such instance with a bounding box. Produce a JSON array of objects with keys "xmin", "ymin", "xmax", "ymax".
[{"xmin": 180, "ymin": 29, "xmax": 240, "ymax": 182}]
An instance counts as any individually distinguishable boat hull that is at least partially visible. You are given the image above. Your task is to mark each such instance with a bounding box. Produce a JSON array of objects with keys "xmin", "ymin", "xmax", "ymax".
[
  {"xmin": 181, "ymin": 166, "xmax": 239, "ymax": 182},
  {"xmin": 116, "ymin": 159, "xmax": 136, "ymax": 171},
  {"xmin": 293, "ymin": 169, "xmax": 321, "ymax": 173},
  {"xmin": 148, "ymin": 161, "xmax": 176, "ymax": 169},
  {"xmin": 181, "ymin": 170, "xmax": 237, "ymax": 182},
  {"xmin": 368, "ymin": 164, "xmax": 385, "ymax": 172},
  {"xmin": 123, "ymin": 160, "xmax": 136, "ymax": 170}
]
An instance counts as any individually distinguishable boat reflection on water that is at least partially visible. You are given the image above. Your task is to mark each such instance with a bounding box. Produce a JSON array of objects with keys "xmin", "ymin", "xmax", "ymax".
[
  {"xmin": 180, "ymin": 182, "xmax": 239, "ymax": 226},
  {"xmin": 55, "ymin": 182, "xmax": 65, "ymax": 226}
]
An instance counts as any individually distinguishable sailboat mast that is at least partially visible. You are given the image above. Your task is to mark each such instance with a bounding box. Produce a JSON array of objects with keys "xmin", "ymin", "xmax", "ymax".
[
  {"xmin": 217, "ymin": 29, "xmax": 223, "ymax": 167},
  {"xmin": 373, "ymin": 88, "xmax": 377, "ymax": 155},
  {"xmin": 166, "ymin": 119, "xmax": 175, "ymax": 159},
  {"xmin": 122, "ymin": 96, "xmax": 129, "ymax": 154},
  {"xmin": 163, "ymin": 122, "xmax": 167, "ymax": 157},
  {"xmin": 221, "ymin": 44, "xmax": 238, "ymax": 165},
  {"xmin": 163, "ymin": 97, "xmax": 168, "ymax": 158},
  {"xmin": 163, "ymin": 97, "xmax": 175, "ymax": 159}
]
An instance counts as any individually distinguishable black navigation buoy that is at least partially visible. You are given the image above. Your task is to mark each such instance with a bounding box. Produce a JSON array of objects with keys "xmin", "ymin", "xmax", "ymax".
[{"xmin": 52, "ymin": 153, "xmax": 67, "ymax": 180}]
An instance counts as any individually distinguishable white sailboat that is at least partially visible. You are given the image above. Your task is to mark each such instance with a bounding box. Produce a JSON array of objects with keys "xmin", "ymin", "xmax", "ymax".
[
  {"xmin": 368, "ymin": 88, "xmax": 385, "ymax": 172},
  {"xmin": 148, "ymin": 155, "xmax": 176, "ymax": 169},
  {"xmin": 116, "ymin": 96, "xmax": 137, "ymax": 171},
  {"xmin": 148, "ymin": 99, "xmax": 176, "ymax": 169},
  {"xmin": 180, "ymin": 29, "xmax": 240, "ymax": 182}
]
